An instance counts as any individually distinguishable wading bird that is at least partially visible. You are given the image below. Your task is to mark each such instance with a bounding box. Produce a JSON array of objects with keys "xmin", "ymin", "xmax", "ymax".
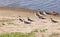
[
  {"xmin": 27, "ymin": 17, "xmax": 34, "ymax": 22},
  {"xmin": 24, "ymin": 20, "xmax": 31, "ymax": 24},
  {"xmin": 50, "ymin": 18, "xmax": 58, "ymax": 23},
  {"xmin": 36, "ymin": 13, "xmax": 45, "ymax": 19}
]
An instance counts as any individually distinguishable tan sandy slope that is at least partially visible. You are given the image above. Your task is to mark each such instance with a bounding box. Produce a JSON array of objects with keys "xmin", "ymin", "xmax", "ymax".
[{"xmin": 0, "ymin": 7, "xmax": 60, "ymax": 37}]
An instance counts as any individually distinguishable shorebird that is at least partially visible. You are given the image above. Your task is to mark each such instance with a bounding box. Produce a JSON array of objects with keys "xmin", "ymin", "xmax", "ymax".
[
  {"xmin": 18, "ymin": 16, "xmax": 23, "ymax": 22},
  {"xmin": 27, "ymin": 17, "xmax": 34, "ymax": 22},
  {"xmin": 45, "ymin": 12, "xmax": 51, "ymax": 15},
  {"xmin": 50, "ymin": 18, "xmax": 58, "ymax": 23},
  {"xmin": 22, "ymin": 19, "xmax": 31, "ymax": 24},
  {"xmin": 39, "ymin": 11, "xmax": 45, "ymax": 15},
  {"xmin": 19, "ymin": 18, "xmax": 23, "ymax": 22},
  {"xmin": 38, "ymin": 9, "xmax": 45, "ymax": 15},
  {"xmin": 43, "ymin": 11, "xmax": 47, "ymax": 15},
  {"xmin": 24, "ymin": 20, "xmax": 31, "ymax": 24},
  {"xmin": 36, "ymin": 13, "xmax": 45, "ymax": 19}
]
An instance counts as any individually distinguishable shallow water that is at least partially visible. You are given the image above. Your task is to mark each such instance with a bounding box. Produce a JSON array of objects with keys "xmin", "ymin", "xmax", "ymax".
[{"xmin": 0, "ymin": 0, "xmax": 60, "ymax": 13}]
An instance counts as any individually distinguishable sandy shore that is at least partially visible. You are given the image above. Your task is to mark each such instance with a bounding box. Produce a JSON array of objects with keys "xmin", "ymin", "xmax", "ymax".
[{"xmin": 0, "ymin": 7, "xmax": 60, "ymax": 37}]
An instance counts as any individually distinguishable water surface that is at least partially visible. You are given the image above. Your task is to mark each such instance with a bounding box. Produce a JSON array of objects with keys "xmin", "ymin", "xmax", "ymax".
[{"xmin": 0, "ymin": 0, "xmax": 60, "ymax": 13}]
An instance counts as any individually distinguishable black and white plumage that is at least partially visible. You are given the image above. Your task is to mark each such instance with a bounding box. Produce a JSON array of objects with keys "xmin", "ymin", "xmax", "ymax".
[
  {"xmin": 38, "ymin": 9, "xmax": 45, "ymax": 15},
  {"xmin": 18, "ymin": 16, "xmax": 23, "ymax": 22},
  {"xmin": 24, "ymin": 21, "xmax": 31, "ymax": 24},
  {"xmin": 43, "ymin": 11, "xmax": 47, "ymax": 15},
  {"xmin": 39, "ymin": 11, "xmax": 45, "ymax": 15},
  {"xmin": 19, "ymin": 18, "xmax": 23, "ymax": 22},
  {"xmin": 27, "ymin": 17, "xmax": 34, "ymax": 22},
  {"xmin": 36, "ymin": 13, "xmax": 45, "ymax": 19},
  {"xmin": 40, "ymin": 16, "xmax": 46, "ymax": 19},
  {"xmin": 45, "ymin": 12, "xmax": 51, "ymax": 15},
  {"xmin": 36, "ymin": 13, "xmax": 41, "ymax": 18},
  {"xmin": 50, "ymin": 18, "xmax": 58, "ymax": 23}
]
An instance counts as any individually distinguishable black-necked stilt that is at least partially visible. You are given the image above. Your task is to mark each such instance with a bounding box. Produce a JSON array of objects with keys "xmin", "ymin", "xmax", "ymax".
[
  {"xmin": 19, "ymin": 18, "xmax": 23, "ymax": 22},
  {"xmin": 36, "ymin": 13, "xmax": 45, "ymax": 19},
  {"xmin": 39, "ymin": 11, "xmax": 45, "ymax": 15},
  {"xmin": 27, "ymin": 17, "xmax": 34, "ymax": 22},
  {"xmin": 24, "ymin": 20, "xmax": 31, "ymax": 24},
  {"xmin": 50, "ymin": 18, "xmax": 58, "ymax": 23},
  {"xmin": 18, "ymin": 16, "xmax": 23, "ymax": 22},
  {"xmin": 45, "ymin": 12, "xmax": 51, "ymax": 15}
]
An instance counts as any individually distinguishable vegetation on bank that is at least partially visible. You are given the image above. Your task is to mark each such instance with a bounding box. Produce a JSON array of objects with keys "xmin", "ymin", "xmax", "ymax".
[
  {"xmin": 0, "ymin": 29, "xmax": 39, "ymax": 37},
  {"xmin": 0, "ymin": 31, "xmax": 34, "ymax": 37},
  {"xmin": 40, "ymin": 29, "xmax": 48, "ymax": 32}
]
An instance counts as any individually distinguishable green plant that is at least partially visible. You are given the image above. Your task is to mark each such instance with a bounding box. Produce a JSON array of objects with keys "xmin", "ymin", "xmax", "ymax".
[
  {"xmin": 34, "ymin": 29, "xmax": 38, "ymax": 32},
  {"xmin": 0, "ymin": 32, "xmax": 34, "ymax": 37},
  {"xmin": 40, "ymin": 29, "xmax": 47, "ymax": 32}
]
